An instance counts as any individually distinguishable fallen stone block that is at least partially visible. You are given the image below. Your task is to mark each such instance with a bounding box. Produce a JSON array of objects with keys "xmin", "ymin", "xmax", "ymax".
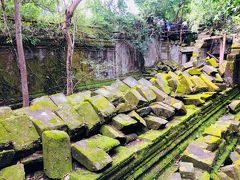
[
  {"xmin": 183, "ymin": 94, "xmax": 206, "ymax": 106},
  {"xmin": 100, "ymin": 125, "xmax": 125, "ymax": 140},
  {"xmin": 206, "ymin": 57, "xmax": 218, "ymax": 68},
  {"xmin": 170, "ymin": 173, "xmax": 182, "ymax": 180},
  {"xmin": 27, "ymin": 109, "xmax": 67, "ymax": 135},
  {"xmin": 176, "ymin": 74, "xmax": 195, "ymax": 95},
  {"xmin": 181, "ymin": 143, "xmax": 215, "ymax": 171},
  {"xmin": 123, "ymin": 76, "xmax": 139, "ymax": 88},
  {"xmin": 167, "ymin": 71, "xmax": 179, "ymax": 92},
  {"xmin": 72, "ymin": 140, "xmax": 112, "ymax": 171},
  {"xmin": 112, "ymin": 114, "xmax": 138, "ymax": 130},
  {"xmin": 151, "ymin": 73, "xmax": 171, "ymax": 94},
  {"xmin": 136, "ymin": 107, "xmax": 152, "ymax": 117},
  {"xmin": 182, "ymin": 61, "xmax": 194, "ymax": 70},
  {"xmin": 67, "ymin": 91, "xmax": 91, "ymax": 105},
  {"xmin": 150, "ymin": 86, "xmax": 168, "ymax": 102},
  {"xmin": 89, "ymin": 95, "xmax": 117, "ymax": 118},
  {"xmin": 0, "ymin": 149, "xmax": 15, "ymax": 169},
  {"xmin": 0, "ymin": 123, "xmax": 12, "ymax": 150},
  {"xmin": 187, "ymin": 67, "xmax": 202, "ymax": 76},
  {"xmin": 203, "ymin": 65, "xmax": 218, "ymax": 76},
  {"xmin": 43, "ymin": 130, "xmax": 72, "ymax": 179},
  {"xmin": 144, "ymin": 115, "xmax": 168, "ymax": 130},
  {"xmin": 85, "ymin": 134, "xmax": 120, "ymax": 152},
  {"xmin": 125, "ymin": 133, "xmax": 138, "ymax": 144},
  {"xmin": 216, "ymin": 171, "xmax": 231, "ymax": 180},
  {"xmin": 203, "ymin": 125, "xmax": 225, "ymax": 138},
  {"xmin": 0, "ymin": 163, "xmax": 25, "ymax": 180},
  {"xmin": 0, "ymin": 106, "xmax": 13, "ymax": 120},
  {"xmin": 213, "ymin": 73, "xmax": 224, "ymax": 83},
  {"xmin": 164, "ymin": 97, "xmax": 187, "ymax": 115},
  {"xmin": 75, "ymin": 101, "xmax": 103, "ymax": 132},
  {"xmin": 1, "ymin": 115, "xmax": 40, "ymax": 152},
  {"xmin": 30, "ymin": 96, "xmax": 58, "ymax": 111},
  {"xmin": 221, "ymin": 164, "xmax": 237, "ymax": 179},
  {"xmin": 196, "ymin": 135, "xmax": 221, "ymax": 152},
  {"xmin": 135, "ymin": 85, "xmax": 156, "ymax": 102},
  {"xmin": 218, "ymin": 61, "xmax": 227, "ymax": 76},
  {"xmin": 235, "ymin": 145, "xmax": 240, "ymax": 155},
  {"xmin": 179, "ymin": 161, "xmax": 195, "ymax": 179},
  {"xmin": 124, "ymin": 89, "xmax": 148, "ymax": 108},
  {"xmin": 200, "ymin": 74, "xmax": 220, "ymax": 92},
  {"xmin": 230, "ymin": 151, "xmax": 240, "ymax": 163},
  {"xmin": 55, "ymin": 105, "xmax": 86, "ymax": 137},
  {"xmin": 190, "ymin": 76, "xmax": 208, "ymax": 92},
  {"xmin": 228, "ymin": 100, "xmax": 240, "ymax": 113},
  {"xmin": 49, "ymin": 93, "xmax": 70, "ymax": 106},
  {"xmin": 20, "ymin": 151, "xmax": 43, "ymax": 167},
  {"xmin": 116, "ymin": 102, "xmax": 136, "ymax": 113},
  {"xmin": 128, "ymin": 110, "xmax": 147, "ymax": 127},
  {"xmin": 138, "ymin": 78, "xmax": 153, "ymax": 87},
  {"xmin": 150, "ymin": 102, "xmax": 175, "ymax": 119},
  {"xmin": 110, "ymin": 79, "xmax": 130, "ymax": 95}
]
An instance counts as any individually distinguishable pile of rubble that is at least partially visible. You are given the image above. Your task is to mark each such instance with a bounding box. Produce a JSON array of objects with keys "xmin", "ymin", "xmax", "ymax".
[
  {"xmin": 0, "ymin": 49, "xmax": 239, "ymax": 179},
  {"xmin": 169, "ymin": 99, "xmax": 240, "ymax": 179}
]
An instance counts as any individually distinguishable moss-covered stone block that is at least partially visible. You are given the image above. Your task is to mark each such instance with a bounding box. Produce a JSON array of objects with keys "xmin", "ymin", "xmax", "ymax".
[
  {"xmin": 144, "ymin": 115, "xmax": 168, "ymax": 130},
  {"xmin": 181, "ymin": 143, "xmax": 215, "ymax": 171},
  {"xmin": 196, "ymin": 135, "xmax": 221, "ymax": 152},
  {"xmin": 0, "ymin": 149, "xmax": 15, "ymax": 169},
  {"xmin": 203, "ymin": 65, "xmax": 218, "ymax": 76},
  {"xmin": 88, "ymin": 95, "xmax": 117, "ymax": 118},
  {"xmin": 151, "ymin": 73, "xmax": 171, "ymax": 94},
  {"xmin": 190, "ymin": 76, "xmax": 208, "ymax": 92},
  {"xmin": 42, "ymin": 130, "xmax": 72, "ymax": 179},
  {"xmin": 214, "ymin": 73, "xmax": 224, "ymax": 83},
  {"xmin": 93, "ymin": 87, "xmax": 123, "ymax": 104},
  {"xmin": 135, "ymin": 85, "xmax": 156, "ymax": 102},
  {"xmin": 0, "ymin": 163, "xmax": 25, "ymax": 180},
  {"xmin": 200, "ymin": 74, "xmax": 220, "ymax": 92},
  {"xmin": 182, "ymin": 61, "xmax": 194, "ymax": 70},
  {"xmin": 179, "ymin": 161, "xmax": 195, "ymax": 179},
  {"xmin": 138, "ymin": 78, "xmax": 152, "ymax": 87},
  {"xmin": 100, "ymin": 125, "xmax": 125, "ymax": 140},
  {"xmin": 167, "ymin": 71, "xmax": 180, "ymax": 92},
  {"xmin": 112, "ymin": 114, "xmax": 137, "ymax": 130},
  {"xmin": 203, "ymin": 125, "xmax": 224, "ymax": 138},
  {"xmin": 228, "ymin": 100, "xmax": 240, "ymax": 113},
  {"xmin": 55, "ymin": 105, "xmax": 86, "ymax": 136},
  {"xmin": 30, "ymin": 96, "xmax": 58, "ymax": 111},
  {"xmin": 164, "ymin": 97, "xmax": 187, "ymax": 115},
  {"xmin": 72, "ymin": 140, "xmax": 112, "ymax": 171},
  {"xmin": 150, "ymin": 86, "xmax": 168, "ymax": 102},
  {"xmin": 219, "ymin": 61, "xmax": 227, "ymax": 76},
  {"xmin": 206, "ymin": 57, "xmax": 218, "ymax": 68},
  {"xmin": 124, "ymin": 89, "xmax": 148, "ymax": 108},
  {"xmin": 187, "ymin": 67, "xmax": 202, "ymax": 75},
  {"xmin": 67, "ymin": 91, "xmax": 91, "ymax": 105},
  {"xmin": 176, "ymin": 74, "xmax": 195, "ymax": 95},
  {"xmin": 49, "ymin": 93, "xmax": 71, "ymax": 106},
  {"xmin": 128, "ymin": 110, "xmax": 147, "ymax": 127},
  {"xmin": 110, "ymin": 80, "xmax": 130, "ymax": 95},
  {"xmin": 150, "ymin": 102, "xmax": 175, "ymax": 119},
  {"xmin": 0, "ymin": 123, "xmax": 12, "ymax": 150},
  {"xmin": 27, "ymin": 109, "xmax": 67, "ymax": 135},
  {"xmin": 1, "ymin": 115, "xmax": 40, "ymax": 152},
  {"xmin": 123, "ymin": 76, "xmax": 139, "ymax": 88},
  {"xmin": 85, "ymin": 134, "xmax": 120, "ymax": 152},
  {"xmin": 0, "ymin": 106, "xmax": 13, "ymax": 120},
  {"xmin": 75, "ymin": 101, "xmax": 102, "ymax": 132}
]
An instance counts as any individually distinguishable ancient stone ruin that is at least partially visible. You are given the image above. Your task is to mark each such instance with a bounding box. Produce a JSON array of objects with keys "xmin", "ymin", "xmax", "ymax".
[{"xmin": 0, "ymin": 42, "xmax": 240, "ymax": 179}]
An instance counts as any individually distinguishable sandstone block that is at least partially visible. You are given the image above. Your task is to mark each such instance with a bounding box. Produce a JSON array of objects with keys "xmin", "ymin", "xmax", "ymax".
[{"xmin": 144, "ymin": 115, "xmax": 168, "ymax": 130}]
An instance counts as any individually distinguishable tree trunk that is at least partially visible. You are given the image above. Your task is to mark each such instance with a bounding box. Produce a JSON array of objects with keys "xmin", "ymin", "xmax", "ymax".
[
  {"xmin": 14, "ymin": 0, "xmax": 30, "ymax": 106},
  {"xmin": 62, "ymin": 0, "xmax": 82, "ymax": 95}
]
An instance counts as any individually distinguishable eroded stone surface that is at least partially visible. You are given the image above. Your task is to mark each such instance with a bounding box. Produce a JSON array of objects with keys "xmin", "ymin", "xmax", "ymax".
[
  {"xmin": 67, "ymin": 91, "xmax": 91, "ymax": 105},
  {"xmin": 144, "ymin": 115, "xmax": 168, "ymax": 130},
  {"xmin": 123, "ymin": 76, "xmax": 139, "ymax": 88},
  {"xmin": 0, "ymin": 106, "xmax": 13, "ymax": 120},
  {"xmin": 150, "ymin": 102, "xmax": 175, "ymax": 119},
  {"xmin": 112, "ymin": 114, "xmax": 137, "ymax": 130},
  {"xmin": 0, "ymin": 163, "xmax": 25, "ymax": 180},
  {"xmin": 30, "ymin": 96, "xmax": 58, "ymax": 111}
]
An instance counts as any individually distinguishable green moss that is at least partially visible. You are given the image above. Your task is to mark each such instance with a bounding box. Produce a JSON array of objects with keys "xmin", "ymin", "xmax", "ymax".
[
  {"xmin": 88, "ymin": 95, "xmax": 117, "ymax": 117},
  {"xmin": 75, "ymin": 101, "xmax": 102, "ymax": 131},
  {"xmin": 0, "ymin": 115, "xmax": 40, "ymax": 152},
  {"xmin": 85, "ymin": 134, "xmax": 120, "ymax": 152},
  {"xmin": 42, "ymin": 130, "xmax": 72, "ymax": 179},
  {"xmin": 0, "ymin": 106, "xmax": 13, "ymax": 120},
  {"xmin": 0, "ymin": 164, "xmax": 25, "ymax": 180},
  {"xmin": 30, "ymin": 96, "xmax": 58, "ymax": 111},
  {"xmin": 200, "ymin": 74, "xmax": 219, "ymax": 92},
  {"xmin": 69, "ymin": 168, "xmax": 101, "ymax": 180},
  {"xmin": 138, "ymin": 130, "xmax": 164, "ymax": 143},
  {"xmin": 206, "ymin": 57, "xmax": 218, "ymax": 68},
  {"xmin": 67, "ymin": 91, "xmax": 91, "ymax": 105}
]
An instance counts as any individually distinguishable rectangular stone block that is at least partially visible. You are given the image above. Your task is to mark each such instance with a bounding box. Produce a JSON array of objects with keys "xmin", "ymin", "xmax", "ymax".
[
  {"xmin": 135, "ymin": 85, "xmax": 156, "ymax": 102},
  {"xmin": 100, "ymin": 125, "xmax": 125, "ymax": 140},
  {"xmin": 123, "ymin": 76, "xmax": 139, "ymax": 88},
  {"xmin": 49, "ymin": 93, "xmax": 70, "ymax": 106},
  {"xmin": 72, "ymin": 140, "xmax": 112, "ymax": 171},
  {"xmin": 27, "ymin": 109, "xmax": 67, "ymax": 135},
  {"xmin": 89, "ymin": 95, "xmax": 117, "ymax": 118},
  {"xmin": 0, "ymin": 164, "xmax": 25, "ymax": 180},
  {"xmin": 42, "ymin": 130, "xmax": 72, "ymax": 179},
  {"xmin": 1, "ymin": 115, "xmax": 40, "ymax": 152},
  {"xmin": 30, "ymin": 96, "xmax": 58, "ymax": 111},
  {"xmin": 124, "ymin": 89, "xmax": 148, "ymax": 108},
  {"xmin": 144, "ymin": 115, "xmax": 168, "ymax": 130},
  {"xmin": 112, "ymin": 114, "xmax": 138, "ymax": 130},
  {"xmin": 150, "ymin": 102, "xmax": 175, "ymax": 119},
  {"xmin": 67, "ymin": 91, "xmax": 91, "ymax": 105}
]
